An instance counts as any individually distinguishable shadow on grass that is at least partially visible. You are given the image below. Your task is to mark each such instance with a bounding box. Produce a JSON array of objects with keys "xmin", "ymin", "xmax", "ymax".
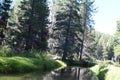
[{"xmin": 97, "ymin": 68, "xmax": 108, "ymax": 80}]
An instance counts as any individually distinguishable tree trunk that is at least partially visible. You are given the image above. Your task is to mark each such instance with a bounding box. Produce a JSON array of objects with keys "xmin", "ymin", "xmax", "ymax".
[
  {"xmin": 25, "ymin": 0, "xmax": 35, "ymax": 50},
  {"xmin": 79, "ymin": 1, "xmax": 87, "ymax": 61}
]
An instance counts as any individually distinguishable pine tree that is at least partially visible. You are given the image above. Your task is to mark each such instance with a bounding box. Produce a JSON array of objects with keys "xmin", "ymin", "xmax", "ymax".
[
  {"xmin": 79, "ymin": 0, "xmax": 95, "ymax": 60},
  {"xmin": 55, "ymin": 0, "xmax": 82, "ymax": 60},
  {"xmin": 7, "ymin": 0, "xmax": 21, "ymax": 48},
  {"xmin": 0, "ymin": 0, "xmax": 12, "ymax": 45},
  {"xmin": 8, "ymin": 0, "xmax": 49, "ymax": 51}
]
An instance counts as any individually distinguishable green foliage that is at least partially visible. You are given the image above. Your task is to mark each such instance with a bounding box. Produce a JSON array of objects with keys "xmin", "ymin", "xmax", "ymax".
[
  {"xmin": 0, "ymin": 57, "xmax": 37, "ymax": 73},
  {"xmin": 91, "ymin": 64, "xmax": 120, "ymax": 80},
  {"xmin": 97, "ymin": 65, "xmax": 108, "ymax": 80},
  {"xmin": 0, "ymin": 45, "xmax": 48, "ymax": 57},
  {"xmin": 114, "ymin": 39, "xmax": 120, "ymax": 57},
  {"xmin": 90, "ymin": 64, "xmax": 108, "ymax": 80},
  {"xmin": 0, "ymin": 45, "xmax": 15, "ymax": 57},
  {"xmin": 0, "ymin": 56, "xmax": 62, "ymax": 73},
  {"xmin": 17, "ymin": 50, "xmax": 48, "ymax": 58},
  {"xmin": 0, "ymin": 0, "xmax": 12, "ymax": 45},
  {"xmin": 114, "ymin": 45, "xmax": 120, "ymax": 56},
  {"xmin": 85, "ymin": 30, "xmax": 96, "ymax": 56},
  {"xmin": 64, "ymin": 58, "xmax": 95, "ymax": 67},
  {"xmin": 94, "ymin": 31, "xmax": 115, "ymax": 60},
  {"xmin": 7, "ymin": 0, "xmax": 49, "ymax": 51},
  {"xmin": 114, "ymin": 20, "xmax": 120, "ymax": 57},
  {"xmin": 116, "ymin": 20, "xmax": 120, "ymax": 31},
  {"xmin": 0, "ymin": 47, "xmax": 66, "ymax": 73},
  {"xmin": 54, "ymin": 0, "xmax": 83, "ymax": 60}
]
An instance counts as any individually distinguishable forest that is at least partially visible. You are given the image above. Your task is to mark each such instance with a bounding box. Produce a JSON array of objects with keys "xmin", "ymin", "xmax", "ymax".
[{"xmin": 0, "ymin": 0, "xmax": 120, "ymax": 80}]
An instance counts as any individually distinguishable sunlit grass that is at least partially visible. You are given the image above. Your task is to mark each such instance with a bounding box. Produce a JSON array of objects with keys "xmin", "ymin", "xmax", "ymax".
[
  {"xmin": 0, "ymin": 56, "xmax": 64, "ymax": 73},
  {"xmin": 55, "ymin": 60, "xmax": 67, "ymax": 71},
  {"xmin": 90, "ymin": 65, "xmax": 101, "ymax": 75},
  {"xmin": 105, "ymin": 65, "xmax": 120, "ymax": 80},
  {"xmin": 0, "ymin": 57, "xmax": 39, "ymax": 73},
  {"xmin": 90, "ymin": 64, "xmax": 120, "ymax": 80}
]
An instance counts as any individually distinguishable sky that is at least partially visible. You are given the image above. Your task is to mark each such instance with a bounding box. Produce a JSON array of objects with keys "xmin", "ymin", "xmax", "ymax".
[{"xmin": 93, "ymin": 0, "xmax": 120, "ymax": 35}]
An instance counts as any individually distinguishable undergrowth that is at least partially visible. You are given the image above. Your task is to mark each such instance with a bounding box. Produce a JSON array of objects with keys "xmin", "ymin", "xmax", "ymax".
[{"xmin": 0, "ymin": 56, "xmax": 63, "ymax": 73}]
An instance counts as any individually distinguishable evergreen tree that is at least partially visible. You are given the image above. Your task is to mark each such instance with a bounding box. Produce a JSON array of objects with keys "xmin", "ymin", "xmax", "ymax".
[
  {"xmin": 79, "ymin": 0, "xmax": 95, "ymax": 60},
  {"xmin": 114, "ymin": 20, "xmax": 120, "ymax": 57},
  {"xmin": 0, "ymin": 0, "xmax": 12, "ymax": 45},
  {"xmin": 55, "ymin": 0, "xmax": 82, "ymax": 60},
  {"xmin": 85, "ymin": 30, "xmax": 97, "ymax": 58},
  {"xmin": 8, "ymin": 0, "xmax": 49, "ymax": 51},
  {"xmin": 94, "ymin": 31, "xmax": 114, "ymax": 60}
]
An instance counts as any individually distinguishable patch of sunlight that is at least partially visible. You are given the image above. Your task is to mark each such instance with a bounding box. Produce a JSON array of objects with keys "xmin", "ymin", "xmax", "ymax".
[
  {"xmin": 105, "ymin": 65, "xmax": 120, "ymax": 80},
  {"xmin": 55, "ymin": 60, "xmax": 67, "ymax": 71},
  {"xmin": 45, "ymin": 53, "xmax": 59, "ymax": 60},
  {"xmin": 91, "ymin": 64, "xmax": 120, "ymax": 80},
  {"xmin": 90, "ymin": 65, "xmax": 100, "ymax": 75}
]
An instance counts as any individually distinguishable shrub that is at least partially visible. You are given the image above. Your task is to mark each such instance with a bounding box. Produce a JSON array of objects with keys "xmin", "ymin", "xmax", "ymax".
[
  {"xmin": 64, "ymin": 59, "xmax": 95, "ymax": 67},
  {"xmin": 0, "ymin": 45, "xmax": 15, "ymax": 57}
]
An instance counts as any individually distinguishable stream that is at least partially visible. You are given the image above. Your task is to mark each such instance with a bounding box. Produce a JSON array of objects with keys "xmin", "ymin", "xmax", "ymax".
[{"xmin": 0, "ymin": 67, "xmax": 98, "ymax": 80}]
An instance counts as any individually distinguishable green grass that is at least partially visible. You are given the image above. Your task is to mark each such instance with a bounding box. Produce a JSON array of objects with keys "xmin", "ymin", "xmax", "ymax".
[
  {"xmin": 0, "ymin": 56, "xmax": 64, "ymax": 73},
  {"xmin": 0, "ymin": 46, "xmax": 67, "ymax": 74},
  {"xmin": 90, "ymin": 64, "xmax": 120, "ymax": 80},
  {"xmin": 55, "ymin": 60, "xmax": 67, "ymax": 71},
  {"xmin": 105, "ymin": 65, "xmax": 120, "ymax": 80}
]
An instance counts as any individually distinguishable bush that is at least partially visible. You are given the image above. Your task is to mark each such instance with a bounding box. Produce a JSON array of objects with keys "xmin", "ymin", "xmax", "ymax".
[
  {"xmin": 90, "ymin": 64, "xmax": 108, "ymax": 80},
  {"xmin": 0, "ymin": 46, "xmax": 49, "ymax": 58},
  {"xmin": 15, "ymin": 50, "xmax": 48, "ymax": 58},
  {"xmin": 64, "ymin": 59, "xmax": 95, "ymax": 67},
  {"xmin": 0, "ymin": 45, "xmax": 15, "ymax": 57}
]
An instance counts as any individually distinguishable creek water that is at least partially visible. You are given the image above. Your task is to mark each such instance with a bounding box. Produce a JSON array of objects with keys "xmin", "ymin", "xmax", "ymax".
[{"xmin": 0, "ymin": 67, "xmax": 98, "ymax": 80}]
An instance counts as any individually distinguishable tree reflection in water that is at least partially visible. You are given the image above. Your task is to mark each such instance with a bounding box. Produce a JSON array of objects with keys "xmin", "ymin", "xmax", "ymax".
[
  {"xmin": 43, "ymin": 67, "xmax": 98, "ymax": 80},
  {"xmin": 0, "ymin": 67, "xmax": 98, "ymax": 80}
]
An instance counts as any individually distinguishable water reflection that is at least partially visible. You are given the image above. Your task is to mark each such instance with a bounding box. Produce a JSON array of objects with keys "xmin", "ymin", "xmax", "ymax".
[
  {"xmin": 0, "ymin": 67, "xmax": 98, "ymax": 80},
  {"xmin": 50, "ymin": 67, "xmax": 98, "ymax": 80}
]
